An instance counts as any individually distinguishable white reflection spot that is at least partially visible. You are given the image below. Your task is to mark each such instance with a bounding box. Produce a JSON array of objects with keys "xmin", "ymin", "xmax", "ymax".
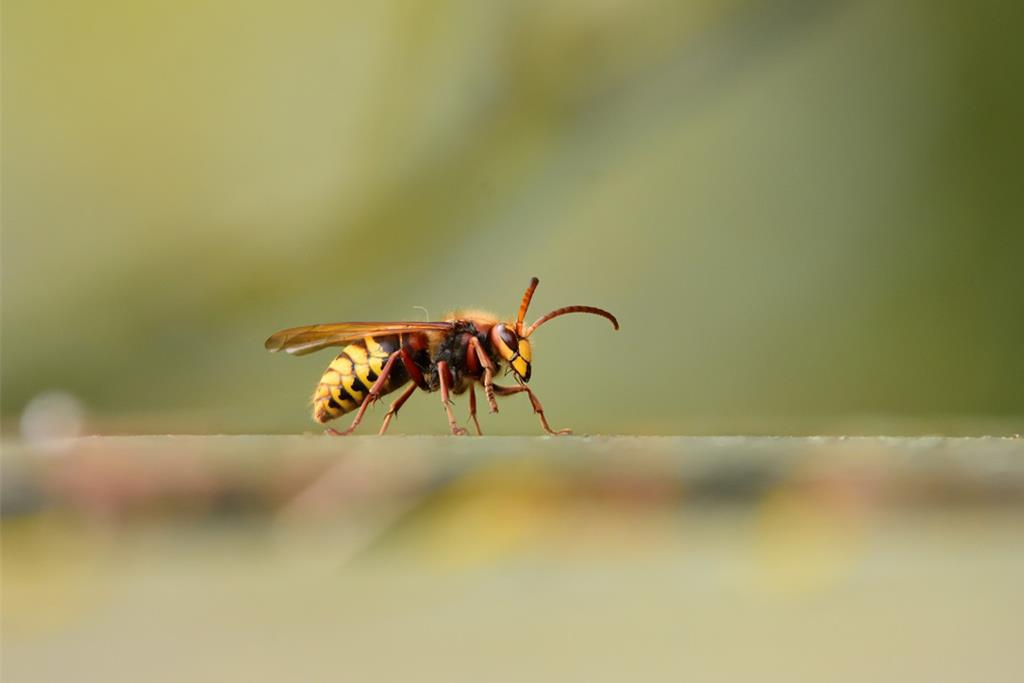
[{"xmin": 20, "ymin": 391, "xmax": 86, "ymax": 450}]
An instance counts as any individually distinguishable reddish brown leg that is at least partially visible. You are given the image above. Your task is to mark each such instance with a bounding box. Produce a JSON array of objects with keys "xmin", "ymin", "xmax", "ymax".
[
  {"xmin": 326, "ymin": 351, "xmax": 402, "ymax": 436},
  {"xmin": 377, "ymin": 383, "xmax": 417, "ymax": 435},
  {"xmin": 437, "ymin": 361, "xmax": 467, "ymax": 436},
  {"xmin": 468, "ymin": 385, "xmax": 483, "ymax": 436},
  {"xmin": 493, "ymin": 384, "xmax": 572, "ymax": 435},
  {"xmin": 468, "ymin": 337, "xmax": 498, "ymax": 413}
]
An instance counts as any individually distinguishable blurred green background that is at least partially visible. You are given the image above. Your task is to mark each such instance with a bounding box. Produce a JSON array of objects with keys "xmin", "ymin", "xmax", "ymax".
[{"xmin": 3, "ymin": 0, "xmax": 1023, "ymax": 435}]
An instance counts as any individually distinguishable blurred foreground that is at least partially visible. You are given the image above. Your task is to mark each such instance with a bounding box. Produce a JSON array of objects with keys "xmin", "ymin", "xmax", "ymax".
[{"xmin": 3, "ymin": 436, "xmax": 1023, "ymax": 681}]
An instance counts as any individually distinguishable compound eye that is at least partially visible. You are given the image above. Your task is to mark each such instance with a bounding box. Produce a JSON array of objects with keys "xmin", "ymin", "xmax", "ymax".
[{"xmin": 497, "ymin": 325, "xmax": 519, "ymax": 352}]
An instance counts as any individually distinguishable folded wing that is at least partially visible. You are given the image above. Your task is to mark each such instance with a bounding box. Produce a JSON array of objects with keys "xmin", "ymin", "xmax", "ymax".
[{"xmin": 265, "ymin": 321, "xmax": 455, "ymax": 356}]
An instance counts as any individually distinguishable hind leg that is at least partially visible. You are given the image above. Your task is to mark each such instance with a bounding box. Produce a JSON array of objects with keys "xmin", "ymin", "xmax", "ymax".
[
  {"xmin": 326, "ymin": 351, "xmax": 401, "ymax": 436},
  {"xmin": 376, "ymin": 383, "xmax": 418, "ymax": 435}
]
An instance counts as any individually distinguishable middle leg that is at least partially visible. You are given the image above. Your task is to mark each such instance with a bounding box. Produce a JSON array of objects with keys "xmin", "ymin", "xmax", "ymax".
[
  {"xmin": 468, "ymin": 384, "xmax": 483, "ymax": 436},
  {"xmin": 437, "ymin": 360, "xmax": 467, "ymax": 436}
]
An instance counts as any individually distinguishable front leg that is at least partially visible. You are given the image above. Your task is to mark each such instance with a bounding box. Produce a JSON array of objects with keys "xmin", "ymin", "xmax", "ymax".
[
  {"xmin": 437, "ymin": 361, "xmax": 467, "ymax": 436},
  {"xmin": 468, "ymin": 337, "xmax": 498, "ymax": 413},
  {"xmin": 492, "ymin": 384, "xmax": 572, "ymax": 435}
]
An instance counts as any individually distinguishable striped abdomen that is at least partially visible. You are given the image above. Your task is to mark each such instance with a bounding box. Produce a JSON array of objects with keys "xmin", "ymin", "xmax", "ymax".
[{"xmin": 312, "ymin": 335, "xmax": 408, "ymax": 423}]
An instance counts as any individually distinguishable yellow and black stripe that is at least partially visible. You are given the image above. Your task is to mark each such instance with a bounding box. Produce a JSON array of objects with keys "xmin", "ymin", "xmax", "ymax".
[{"xmin": 312, "ymin": 335, "xmax": 405, "ymax": 423}]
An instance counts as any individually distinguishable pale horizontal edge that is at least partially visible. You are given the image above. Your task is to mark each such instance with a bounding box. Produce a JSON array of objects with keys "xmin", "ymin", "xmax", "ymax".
[{"xmin": 2, "ymin": 435, "xmax": 1023, "ymax": 515}]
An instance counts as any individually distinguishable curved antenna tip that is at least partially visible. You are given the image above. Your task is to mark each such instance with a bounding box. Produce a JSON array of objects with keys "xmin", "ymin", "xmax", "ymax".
[{"xmin": 523, "ymin": 306, "xmax": 619, "ymax": 337}]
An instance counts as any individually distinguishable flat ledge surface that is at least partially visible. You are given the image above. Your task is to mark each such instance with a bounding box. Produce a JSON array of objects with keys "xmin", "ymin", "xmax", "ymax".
[
  {"xmin": 5, "ymin": 435, "xmax": 1023, "ymax": 512},
  {"xmin": 4, "ymin": 436, "xmax": 1024, "ymax": 682}
]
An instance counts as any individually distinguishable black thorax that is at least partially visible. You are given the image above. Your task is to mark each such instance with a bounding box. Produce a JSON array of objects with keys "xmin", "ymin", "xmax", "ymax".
[{"xmin": 427, "ymin": 322, "xmax": 498, "ymax": 392}]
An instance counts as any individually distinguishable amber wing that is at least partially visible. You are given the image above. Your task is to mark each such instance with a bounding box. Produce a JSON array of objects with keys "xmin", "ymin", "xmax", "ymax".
[{"xmin": 264, "ymin": 321, "xmax": 455, "ymax": 356}]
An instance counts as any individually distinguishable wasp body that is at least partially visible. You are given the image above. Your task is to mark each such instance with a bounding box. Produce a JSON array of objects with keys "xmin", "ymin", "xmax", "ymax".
[{"xmin": 265, "ymin": 278, "xmax": 618, "ymax": 435}]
